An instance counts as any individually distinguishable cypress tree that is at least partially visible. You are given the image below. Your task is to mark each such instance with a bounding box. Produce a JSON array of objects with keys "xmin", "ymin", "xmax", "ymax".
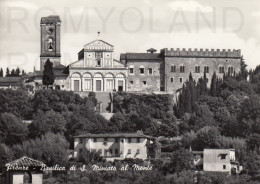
[
  {"xmin": 42, "ymin": 59, "xmax": 55, "ymax": 89},
  {"xmin": 10, "ymin": 69, "xmax": 16, "ymax": 77},
  {"xmin": 184, "ymin": 85, "xmax": 192, "ymax": 113},
  {"xmin": 210, "ymin": 72, "xmax": 217, "ymax": 96},
  {"xmin": 0, "ymin": 68, "xmax": 3, "ymax": 77},
  {"xmin": 15, "ymin": 67, "xmax": 20, "ymax": 76},
  {"xmin": 6, "ymin": 68, "xmax": 10, "ymax": 77}
]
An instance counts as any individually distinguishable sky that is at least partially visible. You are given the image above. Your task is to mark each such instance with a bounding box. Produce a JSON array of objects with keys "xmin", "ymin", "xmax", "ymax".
[{"xmin": 0, "ymin": 0, "xmax": 260, "ymax": 72}]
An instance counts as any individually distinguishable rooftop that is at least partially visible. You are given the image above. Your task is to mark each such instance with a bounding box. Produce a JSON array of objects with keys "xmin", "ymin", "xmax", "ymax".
[
  {"xmin": 41, "ymin": 15, "xmax": 61, "ymax": 24},
  {"xmin": 74, "ymin": 132, "xmax": 151, "ymax": 138},
  {"xmin": 0, "ymin": 77, "xmax": 22, "ymax": 86},
  {"xmin": 121, "ymin": 53, "xmax": 163, "ymax": 60},
  {"xmin": 5, "ymin": 156, "xmax": 45, "ymax": 167}
]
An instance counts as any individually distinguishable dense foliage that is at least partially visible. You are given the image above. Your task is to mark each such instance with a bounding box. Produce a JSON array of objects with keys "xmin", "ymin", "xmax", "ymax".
[{"xmin": 0, "ymin": 64, "xmax": 260, "ymax": 183}]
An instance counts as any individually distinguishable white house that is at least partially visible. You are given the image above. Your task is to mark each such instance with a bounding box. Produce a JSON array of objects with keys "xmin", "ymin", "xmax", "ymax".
[{"xmin": 74, "ymin": 132, "xmax": 152, "ymax": 161}]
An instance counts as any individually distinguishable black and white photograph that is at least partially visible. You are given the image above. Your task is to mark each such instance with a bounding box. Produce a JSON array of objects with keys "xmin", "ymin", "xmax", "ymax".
[{"xmin": 0, "ymin": 0, "xmax": 260, "ymax": 183}]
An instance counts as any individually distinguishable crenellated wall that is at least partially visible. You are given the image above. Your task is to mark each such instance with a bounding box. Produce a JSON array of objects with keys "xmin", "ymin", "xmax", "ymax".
[
  {"xmin": 163, "ymin": 48, "xmax": 241, "ymax": 58},
  {"xmin": 162, "ymin": 48, "xmax": 242, "ymax": 93}
]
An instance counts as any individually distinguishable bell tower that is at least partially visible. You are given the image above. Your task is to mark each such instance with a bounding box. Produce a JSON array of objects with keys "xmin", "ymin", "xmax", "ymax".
[{"xmin": 40, "ymin": 15, "xmax": 61, "ymax": 71}]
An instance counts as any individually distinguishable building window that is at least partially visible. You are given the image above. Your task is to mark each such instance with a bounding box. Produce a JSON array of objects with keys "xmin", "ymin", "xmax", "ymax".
[
  {"xmin": 93, "ymin": 138, "xmax": 97, "ymax": 142},
  {"xmin": 137, "ymin": 138, "xmax": 140, "ymax": 143},
  {"xmin": 96, "ymin": 59, "xmax": 101, "ymax": 67},
  {"xmin": 62, "ymin": 85, "xmax": 64, "ymax": 88},
  {"xmin": 148, "ymin": 68, "xmax": 153, "ymax": 75},
  {"xmin": 180, "ymin": 65, "xmax": 185, "ymax": 73},
  {"xmin": 110, "ymin": 149, "xmax": 113, "ymax": 154},
  {"xmin": 223, "ymin": 165, "xmax": 226, "ymax": 169},
  {"xmin": 128, "ymin": 149, "xmax": 131, "ymax": 154},
  {"xmin": 219, "ymin": 66, "xmax": 224, "ymax": 73},
  {"xmin": 85, "ymin": 79, "xmax": 91, "ymax": 90},
  {"xmin": 228, "ymin": 66, "xmax": 234, "ymax": 74},
  {"xmin": 115, "ymin": 138, "xmax": 119, "ymax": 143},
  {"xmin": 195, "ymin": 66, "xmax": 200, "ymax": 73},
  {"xmin": 128, "ymin": 138, "xmax": 132, "ymax": 143},
  {"xmin": 140, "ymin": 68, "xmax": 144, "ymax": 74},
  {"xmin": 115, "ymin": 149, "xmax": 119, "ymax": 155},
  {"xmin": 179, "ymin": 77, "xmax": 183, "ymax": 83},
  {"xmin": 48, "ymin": 38, "xmax": 53, "ymax": 51},
  {"xmin": 130, "ymin": 68, "xmax": 134, "ymax": 74},
  {"xmin": 221, "ymin": 154, "xmax": 227, "ymax": 159},
  {"xmin": 204, "ymin": 66, "xmax": 209, "ymax": 73},
  {"xmin": 95, "ymin": 52, "xmax": 103, "ymax": 58},
  {"xmin": 171, "ymin": 78, "xmax": 173, "ymax": 82},
  {"xmin": 171, "ymin": 65, "xmax": 176, "ymax": 72},
  {"xmin": 137, "ymin": 149, "xmax": 140, "ymax": 154},
  {"xmin": 142, "ymin": 81, "xmax": 147, "ymax": 85},
  {"xmin": 130, "ymin": 81, "xmax": 134, "ymax": 85}
]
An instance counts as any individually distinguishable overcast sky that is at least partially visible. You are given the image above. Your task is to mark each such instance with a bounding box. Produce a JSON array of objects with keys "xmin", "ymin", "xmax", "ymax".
[{"xmin": 0, "ymin": 0, "xmax": 259, "ymax": 72}]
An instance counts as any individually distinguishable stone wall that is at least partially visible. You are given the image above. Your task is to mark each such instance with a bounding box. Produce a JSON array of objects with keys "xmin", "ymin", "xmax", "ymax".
[
  {"xmin": 127, "ymin": 61, "xmax": 163, "ymax": 92},
  {"xmin": 163, "ymin": 48, "xmax": 241, "ymax": 92}
]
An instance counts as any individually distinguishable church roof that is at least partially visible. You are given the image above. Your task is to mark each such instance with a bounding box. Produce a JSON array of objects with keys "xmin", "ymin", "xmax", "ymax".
[
  {"xmin": 121, "ymin": 53, "xmax": 163, "ymax": 61},
  {"xmin": 41, "ymin": 15, "xmax": 61, "ymax": 24},
  {"xmin": 5, "ymin": 156, "xmax": 45, "ymax": 167},
  {"xmin": 84, "ymin": 39, "xmax": 114, "ymax": 47}
]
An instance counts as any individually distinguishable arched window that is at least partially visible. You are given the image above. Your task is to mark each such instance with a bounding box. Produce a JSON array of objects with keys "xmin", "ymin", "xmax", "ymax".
[
  {"xmin": 96, "ymin": 59, "xmax": 101, "ymax": 67},
  {"xmin": 171, "ymin": 65, "xmax": 176, "ymax": 72},
  {"xmin": 219, "ymin": 66, "xmax": 224, "ymax": 73},
  {"xmin": 195, "ymin": 66, "xmax": 200, "ymax": 73},
  {"xmin": 180, "ymin": 65, "xmax": 185, "ymax": 73},
  {"xmin": 48, "ymin": 38, "xmax": 53, "ymax": 51},
  {"xmin": 228, "ymin": 66, "xmax": 234, "ymax": 74},
  {"xmin": 204, "ymin": 66, "xmax": 209, "ymax": 73}
]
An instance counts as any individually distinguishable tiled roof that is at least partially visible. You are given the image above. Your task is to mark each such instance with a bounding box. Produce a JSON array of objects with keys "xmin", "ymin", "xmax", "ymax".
[
  {"xmin": 0, "ymin": 77, "xmax": 21, "ymax": 82},
  {"xmin": 0, "ymin": 77, "xmax": 22, "ymax": 86},
  {"xmin": 121, "ymin": 53, "xmax": 163, "ymax": 60},
  {"xmin": 74, "ymin": 133, "xmax": 151, "ymax": 138},
  {"xmin": 5, "ymin": 156, "xmax": 45, "ymax": 167},
  {"xmin": 41, "ymin": 15, "xmax": 61, "ymax": 24}
]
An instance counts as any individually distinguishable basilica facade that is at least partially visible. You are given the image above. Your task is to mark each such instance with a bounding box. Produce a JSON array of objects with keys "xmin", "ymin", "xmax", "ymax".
[
  {"xmin": 35, "ymin": 15, "xmax": 242, "ymax": 94},
  {"xmin": 69, "ymin": 40, "xmax": 128, "ymax": 92}
]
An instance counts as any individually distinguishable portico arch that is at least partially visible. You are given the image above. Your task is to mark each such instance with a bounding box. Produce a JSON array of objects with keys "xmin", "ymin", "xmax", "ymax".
[
  {"xmin": 115, "ymin": 73, "xmax": 126, "ymax": 91},
  {"xmin": 104, "ymin": 73, "xmax": 115, "ymax": 91},
  {"xmin": 71, "ymin": 72, "xmax": 82, "ymax": 92},
  {"xmin": 93, "ymin": 73, "xmax": 104, "ymax": 92},
  {"xmin": 82, "ymin": 72, "xmax": 92, "ymax": 91}
]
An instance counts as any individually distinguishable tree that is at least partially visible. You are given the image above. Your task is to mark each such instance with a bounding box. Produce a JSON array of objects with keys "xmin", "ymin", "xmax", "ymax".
[
  {"xmin": 210, "ymin": 72, "xmax": 217, "ymax": 96},
  {"xmin": 0, "ymin": 68, "xmax": 3, "ymax": 77},
  {"xmin": 0, "ymin": 113, "xmax": 28, "ymax": 145},
  {"xmin": 196, "ymin": 126, "xmax": 220, "ymax": 149},
  {"xmin": 0, "ymin": 89, "xmax": 33, "ymax": 119},
  {"xmin": 11, "ymin": 133, "xmax": 69, "ymax": 166},
  {"xmin": 42, "ymin": 59, "xmax": 55, "ymax": 88},
  {"xmin": 15, "ymin": 67, "xmax": 20, "ymax": 76},
  {"xmin": 184, "ymin": 85, "xmax": 192, "ymax": 113},
  {"xmin": 29, "ymin": 110, "xmax": 67, "ymax": 138},
  {"xmin": 166, "ymin": 147, "xmax": 194, "ymax": 174},
  {"xmin": 10, "ymin": 69, "xmax": 16, "ymax": 77},
  {"xmin": 6, "ymin": 67, "xmax": 10, "ymax": 77}
]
